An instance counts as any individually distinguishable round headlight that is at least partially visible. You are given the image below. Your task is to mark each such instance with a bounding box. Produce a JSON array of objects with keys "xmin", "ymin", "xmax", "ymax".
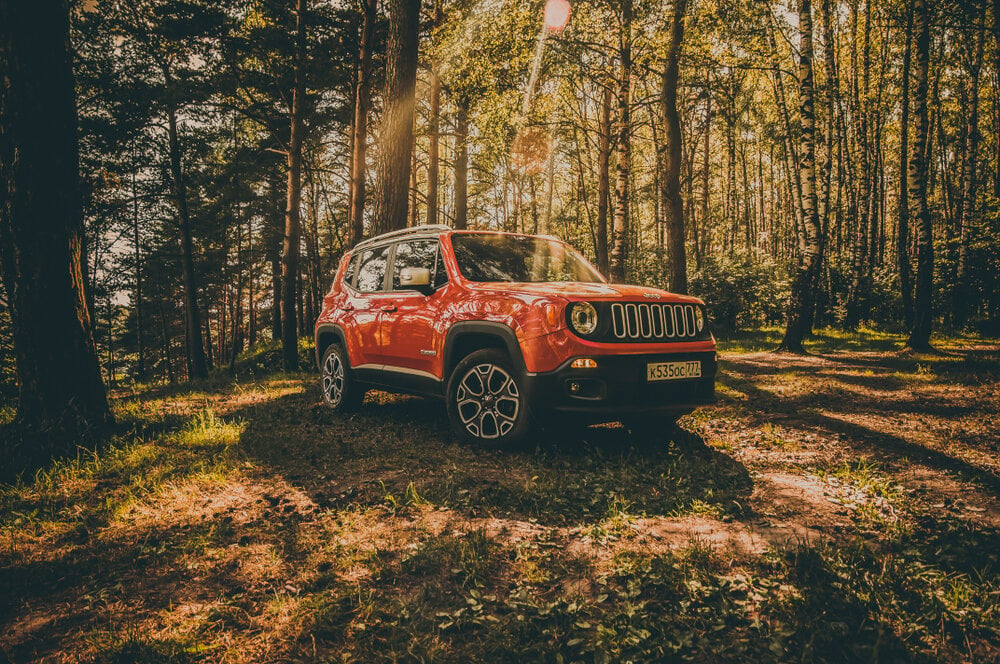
[
  {"xmin": 570, "ymin": 302, "xmax": 598, "ymax": 335},
  {"xmin": 695, "ymin": 307, "xmax": 705, "ymax": 332}
]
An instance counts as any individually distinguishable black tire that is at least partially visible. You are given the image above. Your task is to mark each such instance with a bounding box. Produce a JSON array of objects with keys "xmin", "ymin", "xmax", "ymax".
[
  {"xmin": 446, "ymin": 349, "xmax": 533, "ymax": 448},
  {"xmin": 320, "ymin": 344, "xmax": 365, "ymax": 412}
]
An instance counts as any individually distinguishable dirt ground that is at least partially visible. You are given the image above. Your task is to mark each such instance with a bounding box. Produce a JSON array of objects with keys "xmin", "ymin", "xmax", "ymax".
[{"xmin": 2, "ymin": 332, "xmax": 999, "ymax": 663}]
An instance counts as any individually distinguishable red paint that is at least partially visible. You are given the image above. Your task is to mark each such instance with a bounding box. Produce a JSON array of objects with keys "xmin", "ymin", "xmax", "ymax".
[{"xmin": 315, "ymin": 229, "xmax": 715, "ymax": 379}]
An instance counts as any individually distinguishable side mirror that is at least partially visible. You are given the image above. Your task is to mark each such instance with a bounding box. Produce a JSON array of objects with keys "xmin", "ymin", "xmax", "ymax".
[{"xmin": 400, "ymin": 267, "xmax": 433, "ymax": 294}]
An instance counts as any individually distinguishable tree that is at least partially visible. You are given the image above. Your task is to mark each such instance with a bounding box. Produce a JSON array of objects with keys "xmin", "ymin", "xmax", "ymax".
[
  {"xmin": 609, "ymin": 0, "xmax": 633, "ymax": 283},
  {"xmin": 898, "ymin": 2, "xmax": 913, "ymax": 329},
  {"xmin": 349, "ymin": 0, "xmax": 377, "ymax": 243},
  {"xmin": 281, "ymin": 0, "xmax": 308, "ymax": 372},
  {"xmin": 373, "ymin": 0, "xmax": 421, "ymax": 234},
  {"xmin": 953, "ymin": 17, "xmax": 985, "ymax": 328},
  {"xmin": 661, "ymin": 0, "xmax": 688, "ymax": 294},
  {"xmin": 777, "ymin": 0, "xmax": 823, "ymax": 353},
  {"xmin": 0, "ymin": 0, "xmax": 111, "ymax": 433},
  {"xmin": 907, "ymin": 0, "xmax": 933, "ymax": 351},
  {"xmin": 426, "ymin": 0, "xmax": 445, "ymax": 227}
]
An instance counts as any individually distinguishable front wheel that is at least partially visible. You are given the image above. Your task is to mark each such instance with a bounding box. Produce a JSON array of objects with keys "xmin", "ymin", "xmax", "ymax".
[
  {"xmin": 320, "ymin": 344, "xmax": 365, "ymax": 411},
  {"xmin": 446, "ymin": 349, "xmax": 533, "ymax": 448}
]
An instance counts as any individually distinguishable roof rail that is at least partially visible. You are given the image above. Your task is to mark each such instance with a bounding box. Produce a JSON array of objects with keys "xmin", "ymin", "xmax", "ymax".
[{"xmin": 352, "ymin": 224, "xmax": 453, "ymax": 251}]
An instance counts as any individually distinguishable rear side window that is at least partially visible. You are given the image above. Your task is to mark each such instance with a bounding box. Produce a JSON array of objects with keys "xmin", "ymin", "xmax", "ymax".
[
  {"xmin": 356, "ymin": 245, "xmax": 391, "ymax": 292},
  {"xmin": 392, "ymin": 240, "xmax": 446, "ymax": 290},
  {"xmin": 342, "ymin": 253, "xmax": 357, "ymax": 288}
]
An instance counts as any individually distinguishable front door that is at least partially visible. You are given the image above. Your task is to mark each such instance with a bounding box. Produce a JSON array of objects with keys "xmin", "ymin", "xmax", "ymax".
[{"xmin": 379, "ymin": 239, "xmax": 449, "ymax": 379}]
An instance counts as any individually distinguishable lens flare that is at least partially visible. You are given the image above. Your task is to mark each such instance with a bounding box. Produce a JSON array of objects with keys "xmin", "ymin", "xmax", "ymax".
[{"xmin": 544, "ymin": 0, "xmax": 571, "ymax": 32}]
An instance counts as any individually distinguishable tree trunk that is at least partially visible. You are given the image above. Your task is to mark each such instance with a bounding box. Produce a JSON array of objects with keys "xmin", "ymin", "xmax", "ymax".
[
  {"xmin": 907, "ymin": 0, "xmax": 933, "ymax": 351},
  {"xmin": 698, "ymin": 75, "xmax": 710, "ymax": 270},
  {"xmin": 131, "ymin": 150, "xmax": 145, "ymax": 379},
  {"xmin": 609, "ymin": 0, "xmax": 632, "ymax": 284},
  {"xmin": 661, "ymin": 0, "xmax": 688, "ymax": 294},
  {"xmin": 426, "ymin": 0, "xmax": 443, "ymax": 227},
  {"xmin": 994, "ymin": 0, "xmax": 1000, "ymax": 200},
  {"xmin": 453, "ymin": 98, "xmax": 469, "ymax": 229},
  {"xmin": 280, "ymin": 0, "xmax": 307, "ymax": 371},
  {"xmin": 954, "ymin": 22, "xmax": 985, "ymax": 328},
  {"xmin": 163, "ymin": 65, "xmax": 208, "ymax": 380},
  {"xmin": 373, "ymin": 0, "xmax": 420, "ymax": 234},
  {"xmin": 596, "ymin": 83, "xmax": 612, "ymax": 275},
  {"xmin": 778, "ymin": 0, "xmax": 823, "ymax": 354},
  {"xmin": 349, "ymin": 0, "xmax": 376, "ymax": 243},
  {"xmin": 768, "ymin": 25, "xmax": 805, "ymax": 241},
  {"xmin": 0, "ymin": 0, "xmax": 111, "ymax": 434},
  {"xmin": 898, "ymin": 4, "xmax": 914, "ymax": 328}
]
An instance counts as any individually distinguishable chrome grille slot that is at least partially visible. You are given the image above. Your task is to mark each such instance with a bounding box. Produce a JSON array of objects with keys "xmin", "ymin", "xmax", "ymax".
[{"xmin": 610, "ymin": 302, "xmax": 702, "ymax": 342}]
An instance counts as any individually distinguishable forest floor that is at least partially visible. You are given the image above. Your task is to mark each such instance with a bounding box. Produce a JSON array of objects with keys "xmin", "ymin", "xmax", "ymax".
[{"xmin": 2, "ymin": 328, "xmax": 1000, "ymax": 663}]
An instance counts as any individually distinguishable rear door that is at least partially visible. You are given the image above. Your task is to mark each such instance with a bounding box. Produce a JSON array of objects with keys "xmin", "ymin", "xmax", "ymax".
[
  {"xmin": 348, "ymin": 244, "xmax": 394, "ymax": 367},
  {"xmin": 380, "ymin": 239, "xmax": 449, "ymax": 378}
]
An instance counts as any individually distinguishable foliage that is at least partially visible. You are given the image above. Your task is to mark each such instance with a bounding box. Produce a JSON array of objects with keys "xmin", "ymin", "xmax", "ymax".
[{"xmin": 688, "ymin": 253, "xmax": 790, "ymax": 333}]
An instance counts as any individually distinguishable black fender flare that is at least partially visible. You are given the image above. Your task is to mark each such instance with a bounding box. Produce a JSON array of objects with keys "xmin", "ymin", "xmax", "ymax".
[
  {"xmin": 442, "ymin": 321, "xmax": 529, "ymax": 383},
  {"xmin": 314, "ymin": 323, "xmax": 348, "ymax": 370}
]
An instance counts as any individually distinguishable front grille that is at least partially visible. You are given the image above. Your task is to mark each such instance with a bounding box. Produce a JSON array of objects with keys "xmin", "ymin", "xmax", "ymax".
[{"xmin": 609, "ymin": 303, "xmax": 702, "ymax": 341}]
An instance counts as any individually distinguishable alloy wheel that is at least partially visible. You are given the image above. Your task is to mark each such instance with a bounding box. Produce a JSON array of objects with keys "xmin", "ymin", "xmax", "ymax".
[{"xmin": 455, "ymin": 363, "xmax": 520, "ymax": 439}]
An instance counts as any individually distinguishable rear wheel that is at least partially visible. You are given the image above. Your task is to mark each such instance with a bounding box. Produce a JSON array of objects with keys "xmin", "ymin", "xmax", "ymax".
[
  {"xmin": 446, "ymin": 349, "xmax": 532, "ymax": 448},
  {"xmin": 320, "ymin": 344, "xmax": 365, "ymax": 411}
]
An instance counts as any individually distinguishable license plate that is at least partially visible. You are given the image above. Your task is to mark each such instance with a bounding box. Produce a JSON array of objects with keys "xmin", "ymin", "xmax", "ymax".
[{"xmin": 647, "ymin": 361, "xmax": 701, "ymax": 381}]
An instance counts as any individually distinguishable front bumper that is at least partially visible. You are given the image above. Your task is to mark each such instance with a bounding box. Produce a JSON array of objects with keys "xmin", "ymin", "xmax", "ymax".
[{"xmin": 522, "ymin": 350, "xmax": 716, "ymax": 421}]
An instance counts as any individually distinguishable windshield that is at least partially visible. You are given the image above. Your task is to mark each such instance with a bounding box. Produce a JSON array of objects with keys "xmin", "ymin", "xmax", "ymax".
[{"xmin": 451, "ymin": 233, "xmax": 605, "ymax": 283}]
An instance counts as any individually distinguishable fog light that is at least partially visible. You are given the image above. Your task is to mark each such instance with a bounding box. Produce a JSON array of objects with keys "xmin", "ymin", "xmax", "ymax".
[
  {"xmin": 569, "ymin": 381, "xmax": 581, "ymax": 393},
  {"xmin": 570, "ymin": 358, "xmax": 598, "ymax": 369}
]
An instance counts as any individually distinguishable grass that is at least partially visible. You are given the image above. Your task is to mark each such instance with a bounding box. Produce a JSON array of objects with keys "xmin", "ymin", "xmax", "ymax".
[{"xmin": 2, "ymin": 333, "xmax": 1000, "ymax": 662}]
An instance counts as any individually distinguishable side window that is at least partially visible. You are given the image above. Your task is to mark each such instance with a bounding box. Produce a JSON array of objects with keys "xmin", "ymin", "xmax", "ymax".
[
  {"xmin": 356, "ymin": 245, "xmax": 390, "ymax": 292},
  {"xmin": 392, "ymin": 240, "xmax": 443, "ymax": 290},
  {"xmin": 342, "ymin": 253, "xmax": 357, "ymax": 288}
]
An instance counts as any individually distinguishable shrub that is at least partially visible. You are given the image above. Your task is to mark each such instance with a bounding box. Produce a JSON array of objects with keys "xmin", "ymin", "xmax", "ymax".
[{"xmin": 688, "ymin": 253, "xmax": 790, "ymax": 334}]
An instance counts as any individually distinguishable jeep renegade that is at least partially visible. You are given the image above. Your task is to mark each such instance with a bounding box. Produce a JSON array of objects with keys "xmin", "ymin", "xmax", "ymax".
[{"xmin": 315, "ymin": 225, "xmax": 716, "ymax": 447}]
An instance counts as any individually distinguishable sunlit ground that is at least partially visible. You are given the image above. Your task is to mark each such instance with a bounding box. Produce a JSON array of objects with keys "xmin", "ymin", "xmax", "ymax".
[{"xmin": 2, "ymin": 332, "xmax": 999, "ymax": 662}]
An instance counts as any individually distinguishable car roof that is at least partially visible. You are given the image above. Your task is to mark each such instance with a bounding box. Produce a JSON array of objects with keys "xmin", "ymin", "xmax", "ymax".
[{"xmin": 350, "ymin": 226, "xmax": 564, "ymax": 254}]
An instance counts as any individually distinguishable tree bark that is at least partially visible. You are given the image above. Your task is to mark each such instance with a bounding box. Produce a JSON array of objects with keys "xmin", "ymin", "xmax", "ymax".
[
  {"xmin": 596, "ymin": 83, "xmax": 612, "ymax": 275},
  {"xmin": 778, "ymin": 0, "xmax": 823, "ymax": 354},
  {"xmin": 131, "ymin": 149, "xmax": 145, "ymax": 379},
  {"xmin": 426, "ymin": 0, "xmax": 443, "ymax": 227},
  {"xmin": 907, "ymin": 0, "xmax": 933, "ymax": 351},
  {"xmin": 349, "ymin": 0, "xmax": 376, "ymax": 243},
  {"xmin": 609, "ymin": 0, "xmax": 632, "ymax": 284},
  {"xmin": 898, "ymin": 4, "xmax": 914, "ymax": 328},
  {"xmin": 953, "ymin": 22, "xmax": 985, "ymax": 328},
  {"xmin": 0, "ymin": 0, "xmax": 111, "ymax": 433},
  {"xmin": 453, "ymin": 98, "xmax": 470, "ymax": 229},
  {"xmin": 163, "ymin": 65, "xmax": 208, "ymax": 380},
  {"xmin": 373, "ymin": 0, "xmax": 420, "ymax": 234},
  {"xmin": 280, "ymin": 0, "xmax": 307, "ymax": 371},
  {"xmin": 661, "ymin": 0, "xmax": 688, "ymax": 294}
]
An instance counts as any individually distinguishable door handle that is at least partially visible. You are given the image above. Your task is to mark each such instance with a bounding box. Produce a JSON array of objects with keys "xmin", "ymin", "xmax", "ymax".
[
  {"xmin": 340, "ymin": 303, "xmax": 354, "ymax": 311},
  {"xmin": 380, "ymin": 304, "xmax": 397, "ymax": 313}
]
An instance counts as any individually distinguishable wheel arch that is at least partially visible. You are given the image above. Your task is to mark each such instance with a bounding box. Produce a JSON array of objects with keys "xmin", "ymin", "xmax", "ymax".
[
  {"xmin": 443, "ymin": 322, "xmax": 527, "ymax": 382},
  {"xmin": 315, "ymin": 324, "xmax": 348, "ymax": 370}
]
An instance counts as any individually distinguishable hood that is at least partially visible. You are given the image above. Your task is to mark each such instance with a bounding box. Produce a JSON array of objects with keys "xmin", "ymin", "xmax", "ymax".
[{"xmin": 465, "ymin": 281, "xmax": 704, "ymax": 304}]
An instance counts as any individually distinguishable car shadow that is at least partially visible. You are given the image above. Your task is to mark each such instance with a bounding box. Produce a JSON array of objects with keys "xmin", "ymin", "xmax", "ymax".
[{"xmin": 230, "ymin": 385, "xmax": 754, "ymax": 528}]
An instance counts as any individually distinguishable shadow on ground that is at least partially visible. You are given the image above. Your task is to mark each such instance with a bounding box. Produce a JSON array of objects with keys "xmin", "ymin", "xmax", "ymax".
[{"xmin": 232, "ymin": 387, "xmax": 754, "ymax": 528}]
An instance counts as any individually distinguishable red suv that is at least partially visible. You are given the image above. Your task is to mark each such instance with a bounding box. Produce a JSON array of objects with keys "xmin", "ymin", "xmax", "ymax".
[{"xmin": 315, "ymin": 225, "xmax": 716, "ymax": 447}]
